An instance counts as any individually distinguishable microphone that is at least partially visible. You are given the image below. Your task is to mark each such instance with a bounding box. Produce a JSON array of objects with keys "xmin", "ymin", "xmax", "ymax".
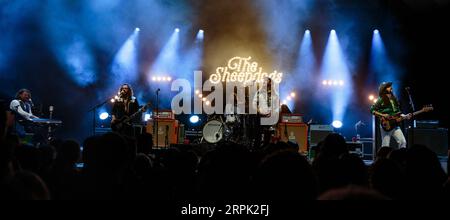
[{"xmin": 156, "ymin": 88, "xmax": 161, "ymax": 94}]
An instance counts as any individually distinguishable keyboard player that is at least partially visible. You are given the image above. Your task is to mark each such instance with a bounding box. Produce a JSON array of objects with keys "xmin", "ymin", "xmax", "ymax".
[{"xmin": 9, "ymin": 88, "xmax": 39, "ymax": 137}]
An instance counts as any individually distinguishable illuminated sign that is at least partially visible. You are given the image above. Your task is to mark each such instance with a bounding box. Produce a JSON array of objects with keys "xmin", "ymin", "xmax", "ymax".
[{"xmin": 210, "ymin": 56, "xmax": 283, "ymax": 84}]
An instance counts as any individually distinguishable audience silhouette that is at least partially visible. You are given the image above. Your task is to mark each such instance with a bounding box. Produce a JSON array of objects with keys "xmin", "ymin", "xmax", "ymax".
[{"xmin": 0, "ymin": 107, "xmax": 448, "ymax": 203}]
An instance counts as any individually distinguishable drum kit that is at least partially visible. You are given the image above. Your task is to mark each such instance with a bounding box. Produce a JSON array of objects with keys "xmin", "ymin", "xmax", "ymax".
[
  {"xmin": 200, "ymin": 81, "xmax": 275, "ymax": 145},
  {"xmin": 202, "ymin": 113, "xmax": 244, "ymax": 144}
]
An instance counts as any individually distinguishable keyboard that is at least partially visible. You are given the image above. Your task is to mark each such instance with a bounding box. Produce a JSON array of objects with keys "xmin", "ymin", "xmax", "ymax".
[{"xmin": 30, "ymin": 118, "xmax": 62, "ymax": 125}]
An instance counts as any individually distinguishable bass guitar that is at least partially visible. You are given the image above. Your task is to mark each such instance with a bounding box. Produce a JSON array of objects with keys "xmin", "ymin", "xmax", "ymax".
[{"xmin": 380, "ymin": 105, "xmax": 433, "ymax": 131}]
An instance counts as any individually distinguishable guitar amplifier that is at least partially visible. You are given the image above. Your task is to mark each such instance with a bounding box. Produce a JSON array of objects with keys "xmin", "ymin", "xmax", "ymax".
[
  {"xmin": 416, "ymin": 120, "xmax": 439, "ymax": 129},
  {"xmin": 407, "ymin": 128, "xmax": 448, "ymax": 157},
  {"xmin": 154, "ymin": 110, "xmax": 174, "ymax": 119},
  {"xmin": 277, "ymin": 123, "xmax": 308, "ymax": 153},
  {"xmin": 281, "ymin": 114, "xmax": 303, "ymax": 124},
  {"xmin": 309, "ymin": 124, "xmax": 334, "ymax": 147},
  {"xmin": 146, "ymin": 119, "xmax": 179, "ymax": 147}
]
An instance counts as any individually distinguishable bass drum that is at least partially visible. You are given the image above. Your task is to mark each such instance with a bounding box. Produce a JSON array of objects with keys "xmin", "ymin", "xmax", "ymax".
[{"xmin": 202, "ymin": 119, "xmax": 224, "ymax": 144}]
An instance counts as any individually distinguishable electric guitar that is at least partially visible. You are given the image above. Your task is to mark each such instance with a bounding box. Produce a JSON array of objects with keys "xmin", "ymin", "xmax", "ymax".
[
  {"xmin": 111, "ymin": 102, "xmax": 153, "ymax": 132},
  {"xmin": 380, "ymin": 105, "xmax": 433, "ymax": 131}
]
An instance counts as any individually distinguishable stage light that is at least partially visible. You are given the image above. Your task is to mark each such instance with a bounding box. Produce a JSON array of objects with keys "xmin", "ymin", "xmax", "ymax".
[
  {"xmin": 368, "ymin": 95, "xmax": 375, "ymax": 101},
  {"xmin": 197, "ymin": 29, "xmax": 205, "ymax": 41},
  {"xmin": 148, "ymin": 27, "xmax": 180, "ymax": 85},
  {"xmin": 144, "ymin": 113, "xmax": 151, "ymax": 121},
  {"xmin": 205, "ymin": 101, "xmax": 210, "ymax": 106},
  {"xmin": 371, "ymin": 27, "xmax": 400, "ymax": 95},
  {"xmin": 111, "ymin": 28, "xmax": 139, "ymax": 92},
  {"xmin": 202, "ymin": 97, "xmax": 206, "ymax": 102},
  {"xmin": 135, "ymin": 27, "xmax": 140, "ymax": 32},
  {"xmin": 198, "ymin": 94, "xmax": 203, "ymax": 98},
  {"xmin": 332, "ymin": 120, "xmax": 343, "ymax": 129},
  {"xmin": 305, "ymin": 30, "xmax": 310, "ymax": 34},
  {"xmin": 99, "ymin": 112, "xmax": 109, "ymax": 120},
  {"xmin": 286, "ymin": 96, "xmax": 291, "ymax": 101},
  {"xmin": 373, "ymin": 99, "xmax": 377, "ymax": 104},
  {"xmin": 290, "ymin": 92, "xmax": 296, "ymax": 98},
  {"xmin": 321, "ymin": 30, "xmax": 351, "ymax": 127},
  {"xmin": 151, "ymin": 75, "xmax": 172, "ymax": 82},
  {"xmin": 189, "ymin": 115, "xmax": 200, "ymax": 124},
  {"xmin": 282, "ymin": 100, "xmax": 287, "ymax": 105},
  {"xmin": 322, "ymin": 79, "xmax": 345, "ymax": 87},
  {"xmin": 175, "ymin": 28, "xmax": 180, "ymax": 33},
  {"xmin": 110, "ymin": 98, "xmax": 115, "ymax": 103},
  {"xmin": 195, "ymin": 89, "xmax": 200, "ymax": 95}
]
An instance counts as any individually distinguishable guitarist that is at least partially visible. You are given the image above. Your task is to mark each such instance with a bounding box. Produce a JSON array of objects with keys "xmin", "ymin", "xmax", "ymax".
[
  {"xmin": 370, "ymin": 82, "xmax": 411, "ymax": 148},
  {"xmin": 111, "ymin": 84, "xmax": 140, "ymax": 136}
]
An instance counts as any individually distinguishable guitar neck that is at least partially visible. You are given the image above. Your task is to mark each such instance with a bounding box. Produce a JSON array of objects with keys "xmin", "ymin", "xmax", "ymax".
[
  {"xmin": 412, "ymin": 109, "xmax": 426, "ymax": 117},
  {"xmin": 127, "ymin": 104, "xmax": 150, "ymax": 120}
]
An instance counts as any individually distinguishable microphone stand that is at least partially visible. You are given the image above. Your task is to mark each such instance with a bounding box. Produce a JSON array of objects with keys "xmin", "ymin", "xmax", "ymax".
[
  {"xmin": 165, "ymin": 125, "xmax": 169, "ymax": 148},
  {"xmin": 48, "ymin": 106, "xmax": 54, "ymax": 141},
  {"xmin": 405, "ymin": 87, "xmax": 416, "ymax": 147},
  {"xmin": 154, "ymin": 89, "xmax": 160, "ymax": 148},
  {"xmin": 87, "ymin": 98, "xmax": 111, "ymax": 136}
]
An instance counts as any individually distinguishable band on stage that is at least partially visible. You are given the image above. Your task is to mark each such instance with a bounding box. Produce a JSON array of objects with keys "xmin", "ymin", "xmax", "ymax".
[{"xmin": 4, "ymin": 80, "xmax": 430, "ymax": 150}]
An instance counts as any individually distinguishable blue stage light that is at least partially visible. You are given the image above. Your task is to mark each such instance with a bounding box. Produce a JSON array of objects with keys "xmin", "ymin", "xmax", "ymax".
[
  {"xmin": 99, "ymin": 112, "xmax": 109, "ymax": 120},
  {"xmin": 332, "ymin": 120, "xmax": 343, "ymax": 129},
  {"xmin": 189, "ymin": 115, "xmax": 200, "ymax": 124},
  {"xmin": 143, "ymin": 113, "xmax": 151, "ymax": 122},
  {"xmin": 196, "ymin": 29, "xmax": 204, "ymax": 40}
]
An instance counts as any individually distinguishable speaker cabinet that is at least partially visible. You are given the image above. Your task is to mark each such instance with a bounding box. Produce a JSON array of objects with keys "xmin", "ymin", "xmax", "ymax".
[
  {"xmin": 309, "ymin": 124, "xmax": 334, "ymax": 147},
  {"xmin": 277, "ymin": 123, "xmax": 308, "ymax": 153},
  {"xmin": 146, "ymin": 119, "xmax": 179, "ymax": 147},
  {"xmin": 407, "ymin": 128, "xmax": 448, "ymax": 157}
]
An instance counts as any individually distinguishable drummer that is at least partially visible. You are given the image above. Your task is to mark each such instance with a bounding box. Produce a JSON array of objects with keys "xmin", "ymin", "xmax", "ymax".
[{"xmin": 224, "ymin": 88, "xmax": 245, "ymax": 124}]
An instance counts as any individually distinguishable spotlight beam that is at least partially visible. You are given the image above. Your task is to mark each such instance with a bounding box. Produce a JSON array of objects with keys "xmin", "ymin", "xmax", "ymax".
[{"xmin": 321, "ymin": 30, "xmax": 352, "ymax": 123}]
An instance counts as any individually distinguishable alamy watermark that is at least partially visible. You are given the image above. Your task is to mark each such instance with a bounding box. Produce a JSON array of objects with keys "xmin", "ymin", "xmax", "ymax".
[{"xmin": 170, "ymin": 71, "xmax": 280, "ymax": 126}]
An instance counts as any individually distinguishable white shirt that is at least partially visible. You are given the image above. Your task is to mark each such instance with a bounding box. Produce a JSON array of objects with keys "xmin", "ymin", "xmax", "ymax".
[{"xmin": 10, "ymin": 99, "xmax": 35, "ymax": 120}]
